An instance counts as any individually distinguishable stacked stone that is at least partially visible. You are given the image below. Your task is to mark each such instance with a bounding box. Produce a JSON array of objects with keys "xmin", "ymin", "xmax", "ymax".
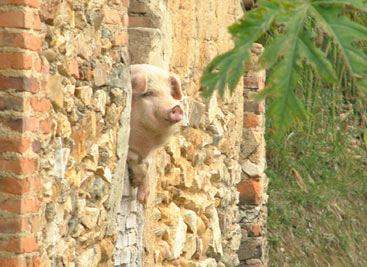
[
  {"xmin": 237, "ymin": 44, "xmax": 268, "ymax": 267},
  {"xmin": 0, "ymin": 0, "xmax": 43, "ymax": 266},
  {"xmin": 35, "ymin": 0, "xmax": 131, "ymax": 266}
]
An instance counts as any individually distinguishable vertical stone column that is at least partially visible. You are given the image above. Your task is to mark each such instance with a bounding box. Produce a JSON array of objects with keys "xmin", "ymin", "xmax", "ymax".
[
  {"xmin": 0, "ymin": 0, "xmax": 45, "ymax": 266},
  {"xmin": 237, "ymin": 44, "xmax": 269, "ymax": 267}
]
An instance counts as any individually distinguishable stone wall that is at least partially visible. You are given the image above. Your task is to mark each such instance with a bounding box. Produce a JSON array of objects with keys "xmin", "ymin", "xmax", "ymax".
[
  {"xmin": 0, "ymin": 1, "xmax": 268, "ymax": 267},
  {"xmin": 37, "ymin": 0, "xmax": 131, "ymax": 266}
]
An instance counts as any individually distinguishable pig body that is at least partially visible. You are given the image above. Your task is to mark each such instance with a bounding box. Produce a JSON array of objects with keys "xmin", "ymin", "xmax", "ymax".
[{"xmin": 128, "ymin": 64, "xmax": 183, "ymax": 204}]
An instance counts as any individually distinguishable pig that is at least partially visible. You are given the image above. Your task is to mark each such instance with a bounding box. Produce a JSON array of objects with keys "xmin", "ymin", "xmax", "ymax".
[{"xmin": 128, "ymin": 64, "xmax": 184, "ymax": 204}]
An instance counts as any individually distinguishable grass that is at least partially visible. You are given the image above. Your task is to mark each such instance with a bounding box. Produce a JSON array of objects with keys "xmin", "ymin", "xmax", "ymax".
[{"xmin": 266, "ymin": 78, "xmax": 367, "ymax": 266}]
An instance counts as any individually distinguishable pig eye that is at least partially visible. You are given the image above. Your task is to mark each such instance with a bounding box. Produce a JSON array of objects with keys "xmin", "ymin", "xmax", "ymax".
[{"xmin": 141, "ymin": 91, "xmax": 154, "ymax": 98}]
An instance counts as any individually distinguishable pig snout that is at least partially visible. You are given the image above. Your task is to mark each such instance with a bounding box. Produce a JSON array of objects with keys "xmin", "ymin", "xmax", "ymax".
[{"xmin": 168, "ymin": 105, "xmax": 183, "ymax": 123}]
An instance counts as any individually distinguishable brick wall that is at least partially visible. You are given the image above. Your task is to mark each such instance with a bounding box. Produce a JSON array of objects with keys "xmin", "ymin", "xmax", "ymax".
[
  {"xmin": 238, "ymin": 45, "xmax": 268, "ymax": 267},
  {"xmin": 0, "ymin": 0, "xmax": 43, "ymax": 266}
]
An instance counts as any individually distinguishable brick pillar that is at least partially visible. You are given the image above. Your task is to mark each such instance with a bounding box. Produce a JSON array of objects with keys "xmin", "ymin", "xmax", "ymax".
[
  {"xmin": 237, "ymin": 44, "xmax": 269, "ymax": 267},
  {"xmin": 0, "ymin": 0, "xmax": 45, "ymax": 266}
]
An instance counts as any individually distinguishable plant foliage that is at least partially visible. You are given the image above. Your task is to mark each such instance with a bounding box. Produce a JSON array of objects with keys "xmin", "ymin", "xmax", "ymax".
[{"xmin": 201, "ymin": 0, "xmax": 367, "ymax": 138}]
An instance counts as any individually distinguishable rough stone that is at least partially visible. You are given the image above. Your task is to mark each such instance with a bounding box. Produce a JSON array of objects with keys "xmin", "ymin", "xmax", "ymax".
[{"xmin": 160, "ymin": 202, "xmax": 187, "ymax": 259}]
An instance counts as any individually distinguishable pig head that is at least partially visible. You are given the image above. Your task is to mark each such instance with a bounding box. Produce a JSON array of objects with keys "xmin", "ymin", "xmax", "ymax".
[{"xmin": 128, "ymin": 64, "xmax": 184, "ymax": 204}]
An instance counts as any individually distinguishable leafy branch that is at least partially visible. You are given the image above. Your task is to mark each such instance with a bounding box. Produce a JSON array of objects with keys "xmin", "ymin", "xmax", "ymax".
[{"xmin": 201, "ymin": 0, "xmax": 367, "ymax": 138}]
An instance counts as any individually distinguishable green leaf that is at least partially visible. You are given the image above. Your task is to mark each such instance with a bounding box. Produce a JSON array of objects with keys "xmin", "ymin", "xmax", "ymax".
[
  {"xmin": 309, "ymin": 5, "xmax": 367, "ymax": 78},
  {"xmin": 297, "ymin": 33, "xmax": 338, "ymax": 83},
  {"xmin": 312, "ymin": 0, "xmax": 367, "ymax": 11}
]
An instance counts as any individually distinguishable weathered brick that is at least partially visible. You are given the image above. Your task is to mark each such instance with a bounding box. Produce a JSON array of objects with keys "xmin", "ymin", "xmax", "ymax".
[
  {"xmin": 30, "ymin": 97, "xmax": 51, "ymax": 112},
  {"xmin": 39, "ymin": 119, "xmax": 51, "ymax": 134},
  {"xmin": 31, "ymin": 176, "xmax": 40, "ymax": 193},
  {"xmin": 0, "ymin": 217, "xmax": 29, "ymax": 233},
  {"xmin": 0, "ymin": 76, "xmax": 39, "ymax": 93},
  {"xmin": 30, "ymin": 256, "xmax": 40, "ymax": 267},
  {"xmin": 0, "ymin": 158, "xmax": 37, "ymax": 175},
  {"xmin": 0, "ymin": 32, "xmax": 41, "ymax": 51},
  {"xmin": 0, "ymin": 117, "xmax": 39, "ymax": 132},
  {"xmin": 129, "ymin": 16, "xmax": 154, "ymax": 28},
  {"xmin": 29, "ymin": 215, "xmax": 40, "ymax": 233},
  {"xmin": 0, "ymin": 257, "xmax": 27, "ymax": 267},
  {"xmin": 247, "ymin": 224, "xmax": 262, "ymax": 237},
  {"xmin": 0, "ymin": 197, "xmax": 40, "ymax": 214},
  {"xmin": 0, "ymin": 236, "xmax": 38, "ymax": 253},
  {"xmin": 0, "ymin": 0, "xmax": 38, "ymax": 8},
  {"xmin": 243, "ymin": 115, "xmax": 259, "ymax": 128},
  {"xmin": 237, "ymin": 180, "xmax": 261, "ymax": 205},
  {"xmin": 103, "ymin": 7, "xmax": 121, "ymax": 24},
  {"xmin": 0, "ymin": 95, "xmax": 26, "ymax": 111},
  {"xmin": 0, "ymin": 177, "xmax": 31, "ymax": 194},
  {"xmin": 244, "ymin": 76, "xmax": 264, "ymax": 89},
  {"xmin": 31, "ymin": 140, "xmax": 41, "ymax": 153},
  {"xmin": 244, "ymin": 101, "xmax": 263, "ymax": 114},
  {"xmin": 0, "ymin": 53, "xmax": 32, "ymax": 70},
  {"xmin": 129, "ymin": 2, "xmax": 148, "ymax": 13},
  {"xmin": 0, "ymin": 10, "xmax": 40, "ymax": 30},
  {"xmin": 0, "ymin": 138, "xmax": 31, "ymax": 153},
  {"xmin": 34, "ymin": 55, "xmax": 42, "ymax": 72}
]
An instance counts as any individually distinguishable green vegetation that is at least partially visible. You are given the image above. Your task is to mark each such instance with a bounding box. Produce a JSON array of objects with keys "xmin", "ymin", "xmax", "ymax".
[
  {"xmin": 201, "ymin": 0, "xmax": 367, "ymax": 139},
  {"xmin": 266, "ymin": 74, "xmax": 367, "ymax": 266}
]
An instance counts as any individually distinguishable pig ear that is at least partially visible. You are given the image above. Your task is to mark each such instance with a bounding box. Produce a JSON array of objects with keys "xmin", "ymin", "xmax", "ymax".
[
  {"xmin": 131, "ymin": 73, "xmax": 147, "ymax": 94},
  {"xmin": 169, "ymin": 74, "xmax": 182, "ymax": 100}
]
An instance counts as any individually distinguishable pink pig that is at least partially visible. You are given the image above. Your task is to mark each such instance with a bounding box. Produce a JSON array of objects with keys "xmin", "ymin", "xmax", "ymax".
[{"xmin": 128, "ymin": 64, "xmax": 184, "ymax": 204}]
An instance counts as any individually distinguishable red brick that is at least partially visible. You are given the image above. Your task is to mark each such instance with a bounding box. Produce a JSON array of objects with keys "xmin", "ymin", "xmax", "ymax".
[
  {"xmin": 33, "ymin": 13, "xmax": 41, "ymax": 30},
  {"xmin": 0, "ymin": 95, "xmax": 25, "ymax": 111},
  {"xmin": 0, "ymin": 236, "xmax": 38, "ymax": 253},
  {"xmin": 31, "ymin": 176, "xmax": 40, "ymax": 193},
  {"xmin": 34, "ymin": 55, "xmax": 42, "ymax": 72},
  {"xmin": 0, "ymin": 10, "xmax": 39, "ymax": 30},
  {"xmin": 0, "ymin": 177, "xmax": 31, "ymax": 194},
  {"xmin": 39, "ymin": 119, "xmax": 51, "ymax": 134},
  {"xmin": 0, "ymin": 0, "xmax": 38, "ymax": 8},
  {"xmin": 244, "ymin": 76, "xmax": 264, "ymax": 89},
  {"xmin": 0, "ymin": 158, "xmax": 37, "ymax": 175},
  {"xmin": 0, "ymin": 32, "xmax": 41, "ymax": 51},
  {"xmin": 237, "ymin": 180, "xmax": 261, "ymax": 205},
  {"xmin": 103, "ymin": 7, "xmax": 121, "ymax": 24},
  {"xmin": 128, "ymin": 16, "xmax": 154, "ymax": 28},
  {"xmin": 113, "ymin": 32, "xmax": 128, "ymax": 46},
  {"xmin": 30, "ymin": 97, "xmax": 51, "ymax": 112},
  {"xmin": 0, "ymin": 138, "xmax": 31, "ymax": 153},
  {"xmin": 30, "ymin": 256, "xmax": 40, "ymax": 267},
  {"xmin": 0, "ymin": 217, "xmax": 29, "ymax": 233},
  {"xmin": 0, "ymin": 117, "xmax": 39, "ymax": 132},
  {"xmin": 28, "ymin": 215, "xmax": 40, "ymax": 233},
  {"xmin": 0, "ymin": 76, "xmax": 39, "ymax": 93},
  {"xmin": 247, "ymin": 224, "xmax": 262, "ymax": 237},
  {"xmin": 243, "ymin": 115, "xmax": 259, "ymax": 128},
  {"xmin": 0, "ymin": 257, "xmax": 27, "ymax": 267},
  {"xmin": 0, "ymin": 52, "xmax": 32, "ymax": 70},
  {"xmin": 0, "ymin": 197, "xmax": 40, "ymax": 214}
]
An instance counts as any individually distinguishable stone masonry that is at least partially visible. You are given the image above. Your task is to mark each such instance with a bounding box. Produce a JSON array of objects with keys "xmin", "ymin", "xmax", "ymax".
[{"xmin": 0, "ymin": 1, "xmax": 268, "ymax": 267}]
